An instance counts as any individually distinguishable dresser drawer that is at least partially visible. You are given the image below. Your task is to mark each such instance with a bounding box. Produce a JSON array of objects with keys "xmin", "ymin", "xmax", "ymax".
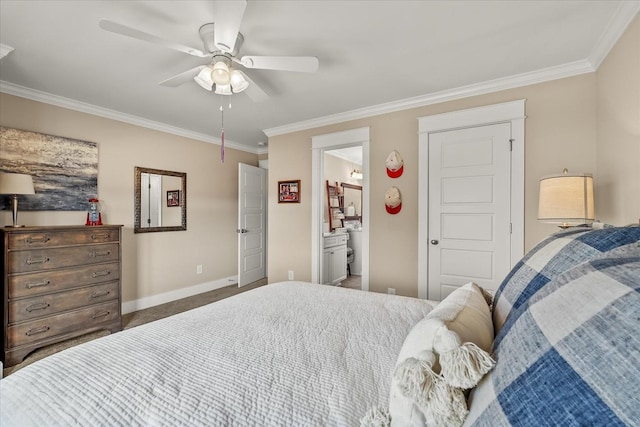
[
  {"xmin": 7, "ymin": 300, "xmax": 120, "ymax": 348},
  {"xmin": 8, "ymin": 262, "xmax": 120, "ymax": 299},
  {"xmin": 8, "ymin": 228, "xmax": 119, "ymax": 250},
  {"xmin": 9, "ymin": 281, "xmax": 120, "ymax": 323},
  {"xmin": 8, "ymin": 243, "xmax": 120, "ymax": 273}
]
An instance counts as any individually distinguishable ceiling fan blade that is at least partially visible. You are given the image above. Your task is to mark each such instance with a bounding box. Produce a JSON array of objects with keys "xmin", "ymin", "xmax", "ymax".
[
  {"xmin": 99, "ymin": 19, "xmax": 208, "ymax": 58},
  {"xmin": 241, "ymin": 72, "xmax": 269, "ymax": 102},
  {"xmin": 159, "ymin": 66, "xmax": 206, "ymax": 87},
  {"xmin": 212, "ymin": 0, "xmax": 247, "ymax": 54},
  {"xmin": 239, "ymin": 56, "xmax": 319, "ymax": 73}
]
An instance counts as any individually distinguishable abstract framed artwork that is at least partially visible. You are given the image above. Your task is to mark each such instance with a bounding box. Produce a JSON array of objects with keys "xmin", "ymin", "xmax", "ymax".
[{"xmin": 0, "ymin": 127, "xmax": 98, "ymax": 211}]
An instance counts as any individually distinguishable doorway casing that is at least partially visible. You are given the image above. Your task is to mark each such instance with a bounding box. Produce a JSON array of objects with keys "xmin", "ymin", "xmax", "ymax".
[
  {"xmin": 311, "ymin": 127, "xmax": 370, "ymax": 290},
  {"xmin": 417, "ymin": 100, "xmax": 526, "ymax": 299}
]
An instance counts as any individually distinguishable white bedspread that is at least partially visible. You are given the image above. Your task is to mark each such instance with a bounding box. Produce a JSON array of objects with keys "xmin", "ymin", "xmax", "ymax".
[{"xmin": 0, "ymin": 282, "xmax": 435, "ymax": 426}]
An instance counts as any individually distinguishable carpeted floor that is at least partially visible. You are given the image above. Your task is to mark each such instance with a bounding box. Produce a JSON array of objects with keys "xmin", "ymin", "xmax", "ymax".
[{"xmin": 2, "ymin": 279, "xmax": 267, "ymax": 378}]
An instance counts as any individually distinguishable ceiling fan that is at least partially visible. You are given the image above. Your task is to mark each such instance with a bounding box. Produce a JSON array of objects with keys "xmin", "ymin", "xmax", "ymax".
[{"xmin": 99, "ymin": 0, "xmax": 319, "ymax": 102}]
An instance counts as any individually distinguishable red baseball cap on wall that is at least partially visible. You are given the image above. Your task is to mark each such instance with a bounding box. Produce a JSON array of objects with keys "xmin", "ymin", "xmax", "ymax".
[
  {"xmin": 386, "ymin": 150, "xmax": 404, "ymax": 178},
  {"xmin": 385, "ymin": 186, "xmax": 402, "ymax": 214}
]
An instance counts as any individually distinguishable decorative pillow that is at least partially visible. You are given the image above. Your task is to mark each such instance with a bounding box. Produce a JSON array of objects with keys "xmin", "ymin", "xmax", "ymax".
[
  {"xmin": 389, "ymin": 282, "xmax": 495, "ymax": 427},
  {"xmin": 492, "ymin": 226, "xmax": 640, "ymax": 334},
  {"xmin": 466, "ymin": 257, "xmax": 640, "ymax": 426}
]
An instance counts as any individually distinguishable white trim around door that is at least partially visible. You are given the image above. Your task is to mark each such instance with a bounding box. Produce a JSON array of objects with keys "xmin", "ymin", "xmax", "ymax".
[
  {"xmin": 417, "ymin": 100, "xmax": 526, "ymax": 299},
  {"xmin": 311, "ymin": 127, "xmax": 370, "ymax": 291}
]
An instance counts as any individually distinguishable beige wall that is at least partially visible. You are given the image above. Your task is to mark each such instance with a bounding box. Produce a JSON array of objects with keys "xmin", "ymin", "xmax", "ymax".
[
  {"xmin": 268, "ymin": 73, "xmax": 605, "ymax": 296},
  {"xmin": 268, "ymin": 18, "xmax": 640, "ymax": 297},
  {"xmin": 0, "ymin": 93, "xmax": 258, "ymax": 304},
  {"xmin": 596, "ymin": 16, "xmax": 640, "ymax": 225}
]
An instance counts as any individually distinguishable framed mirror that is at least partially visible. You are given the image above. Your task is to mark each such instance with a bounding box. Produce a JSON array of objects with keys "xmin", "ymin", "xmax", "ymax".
[
  {"xmin": 134, "ymin": 166, "xmax": 186, "ymax": 233},
  {"xmin": 341, "ymin": 182, "xmax": 362, "ymax": 220}
]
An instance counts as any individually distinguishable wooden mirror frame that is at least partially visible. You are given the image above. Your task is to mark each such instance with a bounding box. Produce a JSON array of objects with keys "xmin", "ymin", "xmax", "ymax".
[
  {"xmin": 341, "ymin": 182, "xmax": 363, "ymax": 220},
  {"xmin": 134, "ymin": 166, "xmax": 187, "ymax": 233}
]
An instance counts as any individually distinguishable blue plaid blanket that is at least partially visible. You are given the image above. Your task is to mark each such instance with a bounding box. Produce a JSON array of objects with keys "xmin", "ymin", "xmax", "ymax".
[
  {"xmin": 466, "ymin": 255, "xmax": 640, "ymax": 426},
  {"xmin": 492, "ymin": 226, "xmax": 640, "ymax": 334}
]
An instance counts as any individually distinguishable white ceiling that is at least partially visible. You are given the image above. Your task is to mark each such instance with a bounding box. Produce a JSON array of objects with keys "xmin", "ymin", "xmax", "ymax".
[
  {"xmin": 1, "ymin": 1, "xmax": 638, "ymax": 153},
  {"xmin": 326, "ymin": 146, "xmax": 363, "ymax": 166}
]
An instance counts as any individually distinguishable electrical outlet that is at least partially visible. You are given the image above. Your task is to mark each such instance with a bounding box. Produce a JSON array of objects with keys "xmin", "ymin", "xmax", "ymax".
[
  {"xmin": 196, "ymin": 264, "xmax": 203, "ymax": 275},
  {"xmin": 387, "ymin": 288, "xmax": 396, "ymax": 295},
  {"xmin": 288, "ymin": 270, "xmax": 294, "ymax": 280}
]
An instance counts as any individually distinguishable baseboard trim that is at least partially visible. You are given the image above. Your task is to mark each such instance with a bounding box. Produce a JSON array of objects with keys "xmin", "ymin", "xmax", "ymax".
[{"xmin": 121, "ymin": 276, "xmax": 239, "ymax": 314}]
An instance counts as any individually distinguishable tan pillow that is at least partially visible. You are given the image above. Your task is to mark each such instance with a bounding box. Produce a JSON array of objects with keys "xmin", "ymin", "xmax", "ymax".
[
  {"xmin": 389, "ymin": 282, "xmax": 495, "ymax": 427},
  {"xmin": 429, "ymin": 282, "xmax": 495, "ymax": 389}
]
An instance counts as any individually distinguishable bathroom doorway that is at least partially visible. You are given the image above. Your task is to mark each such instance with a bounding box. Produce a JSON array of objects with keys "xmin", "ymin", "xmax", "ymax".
[
  {"xmin": 311, "ymin": 127, "xmax": 370, "ymax": 291},
  {"xmin": 324, "ymin": 148, "xmax": 364, "ymax": 290}
]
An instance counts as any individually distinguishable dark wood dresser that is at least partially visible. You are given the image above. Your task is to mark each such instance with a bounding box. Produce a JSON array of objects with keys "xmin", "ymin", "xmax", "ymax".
[{"xmin": 1, "ymin": 225, "xmax": 123, "ymax": 367}]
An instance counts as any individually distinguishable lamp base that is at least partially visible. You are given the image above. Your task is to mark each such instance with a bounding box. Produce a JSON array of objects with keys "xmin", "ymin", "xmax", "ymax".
[
  {"xmin": 9, "ymin": 194, "xmax": 27, "ymax": 228},
  {"xmin": 6, "ymin": 224, "xmax": 27, "ymax": 228}
]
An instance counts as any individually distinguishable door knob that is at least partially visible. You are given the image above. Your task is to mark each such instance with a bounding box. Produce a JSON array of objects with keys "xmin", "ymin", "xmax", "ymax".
[
  {"xmin": 430, "ymin": 239, "xmax": 439, "ymax": 245},
  {"xmin": 236, "ymin": 228, "xmax": 248, "ymax": 234}
]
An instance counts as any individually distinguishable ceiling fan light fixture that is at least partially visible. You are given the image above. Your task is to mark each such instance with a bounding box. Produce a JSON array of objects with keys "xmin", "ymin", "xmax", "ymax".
[
  {"xmin": 212, "ymin": 60, "xmax": 230, "ymax": 85},
  {"xmin": 230, "ymin": 70, "xmax": 249, "ymax": 93},
  {"xmin": 214, "ymin": 83, "xmax": 233, "ymax": 95},
  {"xmin": 194, "ymin": 66, "xmax": 214, "ymax": 90}
]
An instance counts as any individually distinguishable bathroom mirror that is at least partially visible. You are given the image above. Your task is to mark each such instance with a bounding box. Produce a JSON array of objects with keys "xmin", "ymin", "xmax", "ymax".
[
  {"xmin": 134, "ymin": 166, "xmax": 186, "ymax": 233},
  {"xmin": 341, "ymin": 182, "xmax": 362, "ymax": 220}
]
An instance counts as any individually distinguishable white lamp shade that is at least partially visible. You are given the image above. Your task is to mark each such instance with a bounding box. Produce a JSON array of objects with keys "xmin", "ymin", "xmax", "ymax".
[
  {"xmin": 214, "ymin": 84, "xmax": 233, "ymax": 95},
  {"xmin": 0, "ymin": 172, "xmax": 35, "ymax": 195},
  {"xmin": 538, "ymin": 173, "xmax": 594, "ymax": 226},
  {"xmin": 230, "ymin": 69, "xmax": 249, "ymax": 93},
  {"xmin": 194, "ymin": 66, "xmax": 214, "ymax": 90},
  {"xmin": 211, "ymin": 61, "xmax": 230, "ymax": 85}
]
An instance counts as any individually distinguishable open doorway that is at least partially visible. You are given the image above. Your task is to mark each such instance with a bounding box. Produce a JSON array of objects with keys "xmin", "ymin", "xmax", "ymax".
[
  {"xmin": 324, "ymin": 147, "xmax": 363, "ymax": 290},
  {"xmin": 311, "ymin": 127, "xmax": 370, "ymax": 291}
]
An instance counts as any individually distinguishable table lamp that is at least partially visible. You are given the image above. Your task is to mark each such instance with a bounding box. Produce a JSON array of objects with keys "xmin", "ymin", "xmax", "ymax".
[
  {"xmin": 538, "ymin": 168, "xmax": 594, "ymax": 229},
  {"xmin": 0, "ymin": 172, "xmax": 35, "ymax": 227}
]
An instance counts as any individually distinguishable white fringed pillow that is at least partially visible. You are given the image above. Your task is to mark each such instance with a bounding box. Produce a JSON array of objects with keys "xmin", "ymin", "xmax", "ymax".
[{"xmin": 389, "ymin": 282, "xmax": 495, "ymax": 427}]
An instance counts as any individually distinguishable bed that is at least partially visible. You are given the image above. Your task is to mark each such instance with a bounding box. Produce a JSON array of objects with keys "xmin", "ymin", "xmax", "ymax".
[
  {"xmin": 2, "ymin": 225, "xmax": 639, "ymax": 426},
  {"xmin": 0, "ymin": 281, "xmax": 436, "ymax": 426}
]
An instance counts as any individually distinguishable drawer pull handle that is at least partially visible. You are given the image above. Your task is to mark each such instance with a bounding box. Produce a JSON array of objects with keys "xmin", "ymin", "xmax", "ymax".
[
  {"xmin": 89, "ymin": 250, "xmax": 111, "ymax": 258},
  {"xmin": 26, "ymin": 236, "xmax": 51, "ymax": 244},
  {"xmin": 91, "ymin": 310, "xmax": 110, "ymax": 319},
  {"xmin": 26, "ymin": 302, "xmax": 50, "ymax": 312},
  {"xmin": 26, "ymin": 280, "xmax": 51, "ymax": 289},
  {"xmin": 91, "ymin": 233, "xmax": 111, "ymax": 240},
  {"xmin": 91, "ymin": 290, "xmax": 110, "ymax": 298},
  {"xmin": 26, "ymin": 326, "xmax": 50, "ymax": 336},
  {"xmin": 92, "ymin": 270, "xmax": 111, "ymax": 278},
  {"xmin": 26, "ymin": 257, "xmax": 50, "ymax": 265}
]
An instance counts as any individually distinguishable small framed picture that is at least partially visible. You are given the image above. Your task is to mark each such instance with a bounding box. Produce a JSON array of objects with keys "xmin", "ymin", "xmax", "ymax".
[
  {"xmin": 167, "ymin": 190, "xmax": 180, "ymax": 207},
  {"xmin": 278, "ymin": 180, "xmax": 300, "ymax": 203}
]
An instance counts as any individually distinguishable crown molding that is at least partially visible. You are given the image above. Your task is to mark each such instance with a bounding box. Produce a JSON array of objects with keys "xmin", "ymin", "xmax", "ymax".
[
  {"xmin": 0, "ymin": 81, "xmax": 259, "ymax": 154},
  {"xmin": 264, "ymin": 59, "xmax": 595, "ymax": 137},
  {"xmin": 0, "ymin": 44, "xmax": 15, "ymax": 59},
  {"xmin": 588, "ymin": 1, "xmax": 640, "ymax": 68},
  {"xmin": 264, "ymin": 3, "xmax": 638, "ymax": 138}
]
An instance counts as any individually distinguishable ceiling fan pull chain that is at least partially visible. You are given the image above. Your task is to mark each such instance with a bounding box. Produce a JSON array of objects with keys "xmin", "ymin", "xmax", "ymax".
[{"xmin": 220, "ymin": 99, "xmax": 225, "ymax": 163}]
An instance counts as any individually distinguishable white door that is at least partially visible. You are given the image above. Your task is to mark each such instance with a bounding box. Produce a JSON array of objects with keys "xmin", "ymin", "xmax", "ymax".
[
  {"xmin": 141, "ymin": 173, "xmax": 162, "ymax": 228},
  {"xmin": 428, "ymin": 123, "xmax": 512, "ymax": 300},
  {"xmin": 238, "ymin": 163, "xmax": 266, "ymax": 287}
]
